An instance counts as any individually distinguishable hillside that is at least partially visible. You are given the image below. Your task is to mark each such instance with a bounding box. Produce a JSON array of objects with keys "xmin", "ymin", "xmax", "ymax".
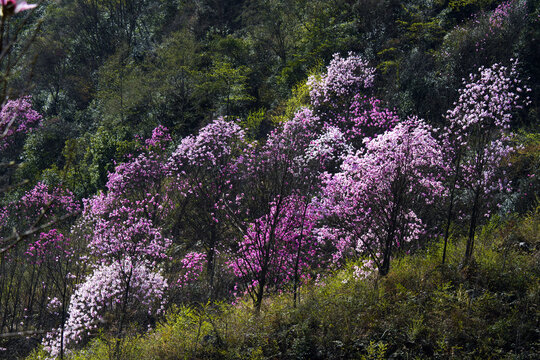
[
  {"xmin": 29, "ymin": 209, "xmax": 540, "ymax": 359},
  {"xmin": 0, "ymin": 1, "xmax": 539, "ymax": 359}
]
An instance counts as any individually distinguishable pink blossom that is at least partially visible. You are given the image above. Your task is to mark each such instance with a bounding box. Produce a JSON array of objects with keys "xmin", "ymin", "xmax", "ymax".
[{"xmin": 0, "ymin": 0, "xmax": 36, "ymax": 16}]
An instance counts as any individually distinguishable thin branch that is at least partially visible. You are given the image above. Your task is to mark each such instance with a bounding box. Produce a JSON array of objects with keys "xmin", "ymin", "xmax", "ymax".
[
  {"xmin": 0, "ymin": 211, "xmax": 81, "ymax": 255},
  {"xmin": 0, "ymin": 178, "xmax": 29, "ymax": 193},
  {"xmin": 0, "ymin": 329, "xmax": 48, "ymax": 338},
  {"xmin": 0, "ymin": 0, "xmax": 45, "ymax": 64}
]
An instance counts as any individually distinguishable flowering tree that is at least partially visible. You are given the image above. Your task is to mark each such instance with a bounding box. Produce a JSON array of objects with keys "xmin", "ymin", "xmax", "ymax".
[
  {"xmin": 43, "ymin": 259, "xmax": 167, "ymax": 358},
  {"xmin": 166, "ymin": 118, "xmax": 248, "ymax": 297},
  {"xmin": 0, "ymin": 182, "xmax": 81, "ymax": 346},
  {"xmin": 229, "ymin": 195, "xmax": 320, "ymax": 309},
  {"xmin": 226, "ymin": 109, "xmax": 348, "ymax": 310},
  {"xmin": 441, "ymin": 61, "xmax": 530, "ymax": 264},
  {"xmin": 44, "ymin": 127, "xmax": 173, "ymax": 357},
  {"xmin": 82, "ymin": 126, "xmax": 173, "ymax": 264},
  {"xmin": 308, "ymin": 52, "xmax": 375, "ymax": 115},
  {"xmin": 308, "ymin": 53, "xmax": 398, "ymax": 146},
  {"xmin": 0, "ymin": 97, "xmax": 42, "ymax": 193},
  {"xmin": 317, "ymin": 118, "xmax": 446, "ymax": 275},
  {"xmin": 0, "ymin": 96, "xmax": 42, "ymax": 151}
]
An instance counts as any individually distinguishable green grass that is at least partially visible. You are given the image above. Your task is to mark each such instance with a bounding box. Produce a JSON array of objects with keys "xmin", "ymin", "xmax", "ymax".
[{"xmin": 28, "ymin": 209, "xmax": 540, "ymax": 359}]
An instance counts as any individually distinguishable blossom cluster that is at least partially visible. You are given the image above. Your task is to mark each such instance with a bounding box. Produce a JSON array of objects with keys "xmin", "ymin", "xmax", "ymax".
[
  {"xmin": 25, "ymin": 229, "xmax": 73, "ymax": 265},
  {"xmin": 0, "ymin": 96, "xmax": 42, "ymax": 150},
  {"xmin": 229, "ymin": 195, "xmax": 321, "ymax": 295},
  {"xmin": 177, "ymin": 251, "xmax": 207, "ymax": 287},
  {"xmin": 352, "ymin": 259, "xmax": 378, "ymax": 280},
  {"xmin": 317, "ymin": 118, "xmax": 446, "ymax": 269},
  {"xmin": 15, "ymin": 182, "xmax": 81, "ymax": 223},
  {"xmin": 443, "ymin": 61, "xmax": 530, "ymax": 196},
  {"xmin": 308, "ymin": 52, "xmax": 375, "ymax": 108},
  {"xmin": 43, "ymin": 259, "xmax": 167, "ymax": 357}
]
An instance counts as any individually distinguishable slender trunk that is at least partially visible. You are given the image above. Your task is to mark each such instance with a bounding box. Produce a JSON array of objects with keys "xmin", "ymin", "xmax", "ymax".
[
  {"xmin": 10, "ymin": 268, "xmax": 22, "ymax": 332},
  {"xmin": 207, "ymin": 226, "xmax": 216, "ymax": 300},
  {"xmin": 379, "ymin": 229, "xmax": 394, "ymax": 277},
  {"xmin": 380, "ymin": 211, "xmax": 399, "ymax": 276},
  {"xmin": 59, "ymin": 287, "xmax": 66, "ymax": 360},
  {"xmin": 380, "ymin": 184, "xmax": 404, "ymax": 276},
  {"xmin": 442, "ymin": 186, "xmax": 455, "ymax": 265},
  {"xmin": 443, "ymin": 154, "xmax": 461, "ymax": 264},
  {"xmin": 293, "ymin": 203, "xmax": 309, "ymax": 308},
  {"xmin": 114, "ymin": 268, "xmax": 132, "ymax": 360},
  {"xmin": 254, "ymin": 269, "xmax": 266, "ymax": 314},
  {"xmin": 464, "ymin": 187, "xmax": 481, "ymax": 264},
  {"xmin": 292, "ymin": 237, "xmax": 302, "ymax": 307}
]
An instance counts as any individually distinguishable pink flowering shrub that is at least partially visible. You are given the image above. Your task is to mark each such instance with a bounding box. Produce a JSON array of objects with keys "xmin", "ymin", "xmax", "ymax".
[
  {"xmin": 0, "ymin": 96, "xmax": 42, "ymax": 151},
  {"xmin": 82, "ymin": 127, "xmax": 173, "ymax": 266},
  {"xmin": 225, "ymin": 108, "xmax": 347, "ymax": 309},
  {"xmin": 42, "ymin": 127, "xmax": 173, "ymax": 357},
  {"xmin": 43, "ymin": 259, "xmax": 167, "ymax": 357},
  {"xmin": 228, "ymin": 195, "xmax": 321, "ymax": 307},
  {"xmin": 166, "ymin": 118, "xmax": 248, "ymax": 296},
  {"xmin": 167, "ymin": 118, "xmax": 247, "ymax": 220},
  {"xmin": 443, "ymin": 61, "xmax": 529, "ymax": 193},
  {"xmin": 177, "ymin": 251, "xmax": 207, "ymax": 287},
  {"xmin": 341, "ymin": 95, "xmax": 400, "ymax": 141},
  {"xmin": 308, "ymin": 52, "xmax": 375, "ymax": 110},
  {"xmin": 441, "ymin": 61, "xmax": 530, "ymax": 261},
  {"xmin": 307, "ymin": 53, "xmax": 399, "ymax": 145},
  {"xmin": 25, "ymin": 229, "xmax": 73, "ymax": 265},
  {"xmin": 89, "ymin": 214, "xmax": 171, "ymax": 265},
  {"xmin": 0, "ymin": 183, "xmax": 81, "ymax": 344},
  {"xmin": 317, "ymin": 118, "xmax": 446, "ymax": 275},
  {"xmin": 145, "ymin": 124, "xmax": 172, "ymax": 149},
  {"xmin": 13, "ymin": 182, "xmax": 81, "ymax": 226}
]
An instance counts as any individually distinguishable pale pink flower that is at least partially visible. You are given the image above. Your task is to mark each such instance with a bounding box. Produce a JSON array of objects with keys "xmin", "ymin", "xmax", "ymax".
[{"xmin": 1, "ymin": 0, "xmax": 37, "ymax": 16}]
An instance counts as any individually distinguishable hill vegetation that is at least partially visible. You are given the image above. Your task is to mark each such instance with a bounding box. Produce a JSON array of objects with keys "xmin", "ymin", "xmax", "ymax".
[{"xmin": 0, "ymin": 0, "xmax": 538, "ymax": 359}]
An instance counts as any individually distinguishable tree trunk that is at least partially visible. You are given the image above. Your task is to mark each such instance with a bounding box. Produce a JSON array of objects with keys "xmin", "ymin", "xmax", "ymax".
[
  {"xmin": 464, "ymin": 187, "xmax": 481, "ymax": 265},
  {"xmin": 207, "ymin": 226, "xmax": 217, "ymax": 300},
  {"xmin": 442, "ymin": 153, "xmax": 461, "ymax": 265}
]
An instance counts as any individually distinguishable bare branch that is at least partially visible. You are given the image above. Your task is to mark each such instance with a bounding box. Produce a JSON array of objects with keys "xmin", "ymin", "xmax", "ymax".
[
  {"xmin": 0, "ymin": 329, "xmax": 48, "ymax": 338},
  {"xmin": 0, "ymin": 211, "xmax": 81, "ymax": 255}
]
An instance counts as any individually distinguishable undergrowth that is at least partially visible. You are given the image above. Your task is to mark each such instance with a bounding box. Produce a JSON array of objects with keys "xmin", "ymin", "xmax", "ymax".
[{"xmin": 28, "ymin": 208, "xmax": 540, "ymax": 360}]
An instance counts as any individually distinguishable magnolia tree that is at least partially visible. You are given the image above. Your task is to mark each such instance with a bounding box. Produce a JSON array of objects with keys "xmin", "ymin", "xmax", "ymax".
[
  {"xmin": 0, "ymin": 96, "xmax": 42, "ymax": 151},
  {"xmin": 308, "ymin": 53, "xmax": 399, "ymax": 146},
  {"xmin": 166, "ymin": 118, "xmax": 248, "ymax": 298},
  {"xmin": 441, "ymin": 61, "xmax": 530, "ymax": 264},
  {"xmin": 44, "ymin": 127, "xmax": 172, "ymax": 357},
  {"xmin": 43, "ymin": 259, "xmax": 167, "ymax": 358},
  {"xmin": 0, "ymin": 97, "xmax": 42, "ymax": 192},
  {"xmin": 226, "ymin": 109, "xmax": 352, "ymax": 310},
  {"xmin": 229, "ymin": 195, "xmax": 320, "ymax": 309},
  {"xmin": 0, "ymin": 183, "xmax": 81, "ymax": 344},
  {"xmin": 308, "ymin": 52, "xmax": 375, "ymax": 116},
  {"xmin": 316, "ymin": 118, "xmax": 446, "ymax": 276}
]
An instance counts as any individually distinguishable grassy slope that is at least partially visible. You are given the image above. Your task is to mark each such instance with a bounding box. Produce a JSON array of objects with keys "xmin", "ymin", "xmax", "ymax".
[{"xmin": 29, "ymin": 209, "xmax": 539, "ymax": 360}]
